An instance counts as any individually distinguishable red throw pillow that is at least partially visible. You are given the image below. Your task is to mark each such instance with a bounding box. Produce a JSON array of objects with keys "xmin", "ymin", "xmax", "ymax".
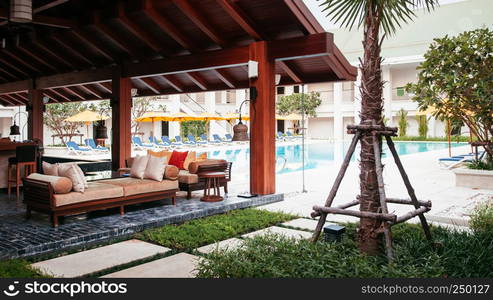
[{"xmin": 168, "ymin": 151, "xmax": 189, "ymax": 169}]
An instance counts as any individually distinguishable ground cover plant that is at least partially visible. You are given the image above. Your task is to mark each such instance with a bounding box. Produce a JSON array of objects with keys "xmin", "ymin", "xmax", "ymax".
[
  {"xmin": 0, "ymin": 260, "xmax": 46, "ymax": 278},
  {"xmin": 137, "ymin": 209, "xmax": 296, "ymax": 250},
  {"xmin": 197, "ymin": 222, "xmax": 493, "ymax": 278}
]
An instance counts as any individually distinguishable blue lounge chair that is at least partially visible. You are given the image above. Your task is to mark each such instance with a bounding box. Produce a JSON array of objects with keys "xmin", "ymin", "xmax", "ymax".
[
  {"xmin": 161, "ymin": 136, "xmax": 181, "ymax": 147},
  {"xmin": 188, "ymin": 135, "xmax": 207, "ymax": 145},
  {"xmin": 175, "ymin": 136, "xmax": 194, "ymax": 145},
  {"xmin": 225, "ymin": 134, "xmax": 233, "ymax": 141},
  {"xmin": 66, "ymin": 141, "xmax": 92, "ymax": 155},
  {"xmin": 286, "ymin": 131, "xmax": 301, "ymax": 139},
  {"xmin": 211, "ymin": 134, "xmax": 223, "ymax": 144},
  {"xmin": 200, "ymin": 134, "xmax": 209, "ymax": 142},
  {"xmin": 84, "ymin": 138, "xmax": 109, "ymax": 152},
  {"xmin": 132, "ymin": 136, "xmax": 154, "ymax": 150},
  {"xmin": 149, "ymin": 136, "xmax": 168, "ymax": 148},
  {"xmin": 277, "ymin": 131, "xmax": 285, "ymax": 141}
]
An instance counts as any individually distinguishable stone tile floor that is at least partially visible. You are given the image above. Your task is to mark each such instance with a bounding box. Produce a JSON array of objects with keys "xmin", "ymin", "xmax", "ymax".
[{"xmin": 0, "ymin": 192, "xmax": 282, "ymax": 259}]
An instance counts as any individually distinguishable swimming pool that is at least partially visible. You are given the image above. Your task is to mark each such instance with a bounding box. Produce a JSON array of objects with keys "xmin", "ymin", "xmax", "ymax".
[{"xmin": 203, "ymin": 141, "xmax": 466, "ymax": 174}]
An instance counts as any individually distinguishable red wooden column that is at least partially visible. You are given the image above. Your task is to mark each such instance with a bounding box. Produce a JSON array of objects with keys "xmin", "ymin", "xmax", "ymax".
[
  {"xmin": 249, "ymin": 41, "xmax": 276, "ymax": 195},
  {"xmin": 27, "ymin": 88, "xmax": 44, "ymax": 143},
  {"xmin": 111, "ymin": 70, "xmax": 132, "ymax": 171}
]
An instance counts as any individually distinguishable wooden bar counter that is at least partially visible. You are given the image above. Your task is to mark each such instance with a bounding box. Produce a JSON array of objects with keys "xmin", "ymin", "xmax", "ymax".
[{"xmin": 0, "ymin": 139, "xmax": 37, "ymax": 189}]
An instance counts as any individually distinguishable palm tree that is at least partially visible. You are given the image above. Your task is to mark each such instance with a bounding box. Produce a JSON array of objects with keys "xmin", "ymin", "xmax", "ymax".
[{"xmin": 319, "ymin": 0, "xmax": 438, "ymax": 255}]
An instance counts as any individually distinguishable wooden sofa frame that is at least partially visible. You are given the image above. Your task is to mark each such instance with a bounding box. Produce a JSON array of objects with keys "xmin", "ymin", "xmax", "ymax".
[
  {"xmin": 23, "ymin": 178, "xmax": 178, "ymax": 227},
  {"xmin": 180, "ymin": 162, "xmax": 232, "ymax": 199}
]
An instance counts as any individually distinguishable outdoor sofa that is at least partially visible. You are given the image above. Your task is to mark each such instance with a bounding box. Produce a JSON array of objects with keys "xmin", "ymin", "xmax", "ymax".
[{"xmin": 23, "ymin": 163, "xmax": 179, "ymax": 227}]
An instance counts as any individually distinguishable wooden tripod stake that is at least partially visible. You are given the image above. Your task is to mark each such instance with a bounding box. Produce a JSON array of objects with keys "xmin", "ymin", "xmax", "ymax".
[{"xmin": 311, "ymin": 121, "xmax": 433, "ymax": 261}]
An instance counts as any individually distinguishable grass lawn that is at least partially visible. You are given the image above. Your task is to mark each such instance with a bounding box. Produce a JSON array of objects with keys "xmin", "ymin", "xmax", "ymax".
[
  {"xmin": 0, "ymin": 260, "xmax": 47, "ymax": 278},
  {"xmin": 197, "ymin": 223, "xmax": 493, "ymax": 278},
  {"xmin": 136, "ymin": 208, "xmax": 296, "ymax": 250}
]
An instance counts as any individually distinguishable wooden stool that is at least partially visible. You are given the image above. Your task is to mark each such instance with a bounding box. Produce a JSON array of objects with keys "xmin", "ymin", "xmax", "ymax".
[
  {"xmin": 7, "ymin": 145, "xmax": 38, "ymax": 199},
  {"xmin": 200, "ymin": 172, "xmax": 226, "ymax": 202}
]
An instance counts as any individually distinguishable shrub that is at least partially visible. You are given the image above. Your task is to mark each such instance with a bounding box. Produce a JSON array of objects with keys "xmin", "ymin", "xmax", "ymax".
[
  {"xmin": 197, "ymin": 223, "xmax": 493, "ymax": 278},
  {"xmin": 137, "ymin": 209, "xmax": 295, "ymax": 250},
  {"xmin": 467, "ymin": 160, "xmax": 493, "ymax": 171},
  {"xmin": 397, "ymin": 109, "xmax": 408, "ymax": 137},
  {"xmin": 0, "ymin": 260, "xmax": 46, "ymax": 278},
  {"xmin": 469, "ymin": 203, "xmax": 493, "ymax": 233}
]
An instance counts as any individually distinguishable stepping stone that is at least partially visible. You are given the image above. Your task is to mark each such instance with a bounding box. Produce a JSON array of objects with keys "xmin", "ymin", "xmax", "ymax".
[
  {"xmin": 31, "ymin": 240, "xmax": 169, "ymax": 278},
  {"xmin": 242, "ymin": 226, "xmax": 313, "ymax": 240},
  {"xmin": 102, "ymin": 253, "xmax": 199, "ymax": 278},
  {"xmin": 281, "ymin": 218, "xmax": 334, "ymax": 231},
  {"xmin": 196, "ymin": 238, "xmax": 244, "ymax": 255}
]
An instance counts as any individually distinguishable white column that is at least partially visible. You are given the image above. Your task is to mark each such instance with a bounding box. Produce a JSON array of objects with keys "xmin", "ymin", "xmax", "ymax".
[
  {"xmin": 333, "ymin": 82, "xmax": 343, "ymax": 141},
  {"xmin": 169, "ymin": 94, "xmax": 180, "ymax": 138},
  {"xmin": 382, "ymin": 66, "xmax": 393, "ymax": 125},
  {"xmin": 353, "ymin": 68, "xmax": 361, "ymax": 124},
  {"xmin": 428, "ymin": 116, "xmax": 436, "ymax": 138}
]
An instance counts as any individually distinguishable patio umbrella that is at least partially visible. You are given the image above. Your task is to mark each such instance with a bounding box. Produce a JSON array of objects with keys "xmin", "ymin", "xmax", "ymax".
[
  {"xmin": 135, "ymin": 112, "xmax": 171, "ymax": 137},
  {"xmin": 221, "ymin": 113, "xmax": 250, "ymax": 121},
  {"xmin": 64, "ymin": 110, "xmax": 109, "ymax": 138},
  {"xmin": 161, "ymin": 112, "xmax": 200, "ymax": 122},
  {"xmin": 276, "ymin": 113, "xmax": 302, "ymax": 120},
  {"xmin": 195, "ymin": 112, "xmax": 227, "ymax": 139}
]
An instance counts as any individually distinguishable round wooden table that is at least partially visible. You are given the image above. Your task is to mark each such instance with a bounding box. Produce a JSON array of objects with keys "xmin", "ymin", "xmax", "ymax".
[{"xmin": 200, "ymin": 172, "xmax": 226, "ymax": 202}]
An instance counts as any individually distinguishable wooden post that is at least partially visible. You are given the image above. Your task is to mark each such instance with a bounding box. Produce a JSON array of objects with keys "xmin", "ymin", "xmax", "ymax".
[
  {"xmin": 111, "ymin": 69, "xmax": 132, "ymax": 171},
  {"xmin": 249, "ymin": 41, "xmax": 276, "ymax": 195},
  {"xmin": 27, "ymin": 88, "xmax": 44, "ymax": 143}
]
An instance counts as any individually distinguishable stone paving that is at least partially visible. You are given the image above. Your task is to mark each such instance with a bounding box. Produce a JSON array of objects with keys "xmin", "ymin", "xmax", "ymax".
[
  {"xmin": 242, "ymin": 226, "xmax": 313, "ymax": 240},
  {"xmin": 0, "ymin": 193, "xmax": 283, "ymax": 259},
  {"xmin": 196, "ymin": 238, "xmax": 245, "ymax": 255},
  {"xmin": 31, "ymin": 240, "xmax": 169, "ymax": 278},
  {"xmin": 102, "ymin": 253, "xmax": 199, "ymax": 278},
  {"xmin": 281, "ymin": 218, "xmax": 328, "ymax": 231}
]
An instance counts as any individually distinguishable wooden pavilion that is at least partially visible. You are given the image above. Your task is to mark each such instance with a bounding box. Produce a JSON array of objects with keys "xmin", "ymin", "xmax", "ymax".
[{"xmin": 0, "ymin": 0, "xmax": 356, "ymax": 195}]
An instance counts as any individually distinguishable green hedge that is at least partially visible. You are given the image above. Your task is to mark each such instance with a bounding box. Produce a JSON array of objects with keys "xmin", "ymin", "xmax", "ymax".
[
  {"xmin": 392, "ymin": 136, "xmax": 470, "ymax": 142},
  {"xmin": 137, "ymin": 209, "xmax": 296, "ymax": 250},
  {"xmin": 197, "ymin": 223, "xmax": 493, "ymax": 278},
  {"xmin": 0, "ymin": 260, "xmax": 46, "ymax": 278}
]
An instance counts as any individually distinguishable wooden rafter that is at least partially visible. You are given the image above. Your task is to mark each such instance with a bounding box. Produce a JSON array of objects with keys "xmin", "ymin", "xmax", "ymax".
[
  {"xmin": 33, "ymin": 0, "xmax": 69, "ymax": 14},
  {"xmin": 2, "ymin": 49, "xmax": 43, "ymax": 74},
  {"xmin": 79, "ymin": 84, "xmax": 104, "ymax": 99},
  {"xmin": 161, "ymin": 75, "xmax": 184, "ymax": 93},
  {"xmin": 185, "ymin": 72, "xmax": 208, "ymax": 91},
  {"xmin": 11, "ymin": 93, "xmax": 29, "ymax": 103},
  {"xmin": 0, "ymin": 96, "xmax": 15, "ymax": 106},
  {"xmin": 63, "ymin": 87, "xmax": 86, "ymax": 101},
  {"xmin": 211, "ymin": 69, "xmax": 236, "ymax": 89},
  {"xmin": 0, "ymin": 55, "xmax": 29, "ymax": 78},
  {"xmin": 216, "ymin": 0, "xmax": 265, "ymax": 40},
  {"xmin": 70, "ymin": 29, "xmax": 115, "ymax": 62},
  {"xmin": 98, "ymin": 82, "xmax": 113, "ymax": 94},
  {"xmin": 17, "ymin": 43, "xmax": 60, "ymax": 72},
  {"xmin": 3, "ymin": 94, "xmax": 25, "ymax": 105},
  {"xmin": 34, "ymin": 39, "xmax": 78, "ymax": 69},
  {"xmin": 278, "ymin": 61, "xmax": 302, "ymax": 83},
  {"xmin": 136, "ymin": 77, "xmax": 162, "ymax": 94},
  {"xmin": 50, "ymin": 35, "xmax": 94, "ymax": 67},
  {"xmin": 48, "ymin": 88, "xmax": 72, "ymax": 102},
  {"xmin": 173, "ymin": 0, "xmax": 227, "ymax": 47},
  {"xmin": 42, "ymin": 91, "xmax": 59, "ymax": 103}
]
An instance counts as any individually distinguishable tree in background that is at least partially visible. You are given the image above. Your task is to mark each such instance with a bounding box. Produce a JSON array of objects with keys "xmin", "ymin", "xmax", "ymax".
[
  {"xmin": 181, "ymin": 120, "xmax": 206, "ymax": 138},
  {"xmin": 416, "ymin": 115, "xmax": 429, "ymax": 138},
  {"xmin": 407, "ymin": 28, "xmax": 493, "ymax": 161},
  {"xmin": 397, "ymin": 108, "xmax": 408, "ymax": 137},
  {"xmin": 131, "ymin": 97, "xmax": 153, "ymax": 135},
  {"xmin": 319, "ymin": 0, "xmax": 438, "ymax": 255},
  {"xmin": 277, "ymin": 92, "xmax": 322, "ymax": 133},
  {"xmin": 44, "ymin": 102, "xmax": 87, "ymax": 144}
]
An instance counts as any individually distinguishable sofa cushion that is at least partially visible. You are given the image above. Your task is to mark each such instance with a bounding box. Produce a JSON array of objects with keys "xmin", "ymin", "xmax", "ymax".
[
  {"xmin": 42, "ymin": 162, "xmax": 59, "ymax": 176},
  {"xmin": 53, "ymin": 182, "xmax": 124, "ymax": 207},
  {"xmin": 164, "ymin": 165, "xmax": 179, "ymax": 180},
  {"xmin": 58, "ymin": 163, "xmax": 86, "ymax": 192},
  {"xmin": 144, "ymin": 155, "xmax": 167, "ymax": 181},
  {"xmin": 27, "ymin": 173, "xmax": 72, "ymax": 194},
  {"xmin": 130, "ymin": 155, "xmax": 149, "ymax": 179},
  {"xmin": 169, "ymin": 150, "xmax": 188, "ymax": 169},
  {"xmin": 183, "ymin": 151, "xmax": 196, "ymax": 170},
  {"xmin": 102, "ymin": 177, "xmax": 178, "ymax": 196},
  {"xmin": 188, "ymin": 159, "xmax": 227, "ymax": 174},
  {"xmin": 147, "ymin": 150, "xmax": 172, "ymax": 163},
  {"xmin": 178, "ymin": 170, "xmax": 199, "ymax": 184}
]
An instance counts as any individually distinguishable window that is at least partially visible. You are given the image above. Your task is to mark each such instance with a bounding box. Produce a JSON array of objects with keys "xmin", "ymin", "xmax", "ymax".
[
  {"xmin": 396, "ymin": 87, "xmax": 405, "ymax": 97},
  {"xmin": 277, "ymin": 87, "xmax": 285, "ymax": 95},
  {"xmin": 293, "ymin": 85, "xmax": 300, "ymax": 93}
]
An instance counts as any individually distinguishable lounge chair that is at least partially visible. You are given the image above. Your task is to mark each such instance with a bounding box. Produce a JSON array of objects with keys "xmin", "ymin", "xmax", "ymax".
[
  {"xmin": 438, "ymin": 151, "xmax": 485, "ymax": 169},
  {"xmin": 210, "ymin": 134, "xmax": 223, "ymax": 144},
  {"xmin": 132, "ymin": 136, "xmax": 154, "ymax": 150},
  {"xmin": 188, "ymin": 135, "xmax": 207, "ymax": 145},
  {"xmin": 286, "ymin": 131, "xmax": 301, "ymax": 139},
  {"xmin": 84, "ymin": 138, "xmax": 109, "ymax": 152},
  {"xmin": 277, "ymin": 131, "xmax": 285, "ymax": 141},
  {"xmin": 66, "ymin": 141, "xmax": 92, "ymax": 155},
  {"xmin": 161, "ymin": 136, "xmax": 181, "ymax": 147},
  {"xmin": 200, "ymin": 134, "xmax": 209, "ymax": 143},
  {"xmin": 225, "ymin": 134, "xmax": 233, "ymax": 142},
  {"xmin": 175, "ymin": 136, "xmax": 194, "ymax": 146},
  {"xmin": 149, "ymin": 136, "xmax": 168, "ymax": 148}
]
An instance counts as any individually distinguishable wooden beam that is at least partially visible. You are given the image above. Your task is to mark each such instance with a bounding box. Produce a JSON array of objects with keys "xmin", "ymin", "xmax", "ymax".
[
  {"xmin": 92, "ymin": 13, "xmax": 141, "ymax": 58},
  {"xmin": 141, "ymin": 0, "xmax": 198, "ymax": 52},
  {"xmin": 0, "ymin": 55, "xmax": 29, "ymax": 78},
  {"xmin": 269, "ymin": 32, "xmax": 333, "ymax": 61},
  {"xmin": 136, "ymin": 77, "xmax": 162, "ymax": 94},
  {"xmin": 283, "ymin": 0, "xmax": 324, "ymax": 35},
  {"xmin": 161, "ymin": 75, "xmax": 184, "ymax": 93},
  {"xmin": 34, "ymin": 38, "xmax": 78, "ymax": 69},
  {"xmin": 50, "ymin": 35, "xmax": 94, "ymax": 67},
  {"xmin": 33, "ymin": 0, "xmax": 69, "ymax": 14},
  {"xmin": 27, "ymin": 89, "xmax": 44, "ymax": 142},
  {"xmin": 42, "ymin": 90, "xmax": 60, "ymax": 103},
  {"xmin": 249, "ymin": 41, "xmax": 276, "ymax": 195},
  {"xmin": 9, "ymin": 93, "xmax": 29, "ymax": 105},
  {"xmin": 98, "ymin": 82, "xmax": 113, "ymax": 93},
  {"xmin": 0, "ymin": 80, "xmax": 30, "ymax": 94},
  {"xmin": 70, "ymin": 29, "xmax": 115, "ymax": 62},
  {"xmin": 111, "ymin": 71, "xmax": 132, "ymax": 170},
  {"xmin": 173, "ymin": 0, "xmax": 227, "ymax": 47},
  {"xmin": 211, "ymin": 69, "xmax": 236, "ymax": 89},
  {"xmin": 63, "ymin": 87, "xmax": 86, "ymax": 101},
  {"xmin": 216, "ymin": 0, "xmax": 265, "ymax": 40},
  {"xmin": 37, "ymin": 67, "xmax": 113, "ymax": 89},
  {"xmin": 32, "ymin": 15, "xmax": 75, "ymax": 28},
  {"xmin": 0, "ymin": 96, "xmax": 16, "ymax": 106},
  {"xmin": 2, "ymin": 49, "xmax": 43, "ymax": 73},
  {"xmin": 3, "ymin": 94, "xmax": 24, "ymax": 105},
  {"xmin": 17, "ymin": 43, "xmax": 60, "ymax": 72},
  {"xmin": 48, "ymin": 88, "xmax": 73, "ymax": 102},
  {"xmin": 79, "ymin": 84, "xmax": 104, "ymax": 99},
  {"xmin": 185, "ymin": 72, "xmax": 208, "ymax": 91},
  {"xmin": 278, "ymin": 61, "xmax": 302, "ymax": 83}
]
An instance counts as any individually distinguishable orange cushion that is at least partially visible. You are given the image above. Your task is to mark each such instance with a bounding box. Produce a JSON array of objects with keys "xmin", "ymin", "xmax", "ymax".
[
  {"xmin": 198, "ymin": 152, "xmax": 207, "ymax": 161},
  {"xmin": 147, "ymin": 150, "xmax": 172, "ymax": 163},
  {"xmin": 169, "ymin": 151, "xmax": 188, "ymax": 169},
  {"xmin": 183, "ymin": 151, "xmax": 196, "ymax": 170}
]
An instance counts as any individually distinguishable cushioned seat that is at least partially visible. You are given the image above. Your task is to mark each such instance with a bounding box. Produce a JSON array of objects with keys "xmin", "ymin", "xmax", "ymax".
[
  {"xmin": 102, "ymin": 177, "xmax": 179, "ymax": 196},
  {"xmin": 178, "ymin": 170, "xmax": 199, "ymax": 184},
  {"xmin": 53, "ymin": 182, "xmax": 124, "ymax": 207}
]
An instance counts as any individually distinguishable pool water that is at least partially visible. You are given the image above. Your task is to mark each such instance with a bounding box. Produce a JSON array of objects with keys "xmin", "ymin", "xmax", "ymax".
[{"xmin": 203, "ymin": 141, "xmax": 466, "ymax": 174}]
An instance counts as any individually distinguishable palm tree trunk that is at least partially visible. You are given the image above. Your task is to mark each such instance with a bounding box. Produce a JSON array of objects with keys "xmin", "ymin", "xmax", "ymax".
[{"xmin": 358, "ymin": 7, "xmax": 385, "ymax": 255}]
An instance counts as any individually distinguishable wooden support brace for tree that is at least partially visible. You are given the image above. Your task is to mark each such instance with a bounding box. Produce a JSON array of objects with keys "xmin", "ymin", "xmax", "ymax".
[
  {"xmin": 347, "ymin": 124, "xmax": 398, "ymax": 132},
  {"xmin": 312, "ymin": 205, "xmax": 397, "ymax": 222},
  {"xmin": 394, "ymin": 206, "xmax": 431, "ymax": 224},
  {"xmin": 311, "ymin": 199, "xmax": 359, "ymax": 218},
  {"xmin": 386, "ymin": 198, "xmax": 432, "ymax": 208}
]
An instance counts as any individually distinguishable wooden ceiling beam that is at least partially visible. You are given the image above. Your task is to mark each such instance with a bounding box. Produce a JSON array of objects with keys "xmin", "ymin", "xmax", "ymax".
[
  {"xmin": 79, "ymin": 84, "xmax": 104, "ymax": 99},
  {"xmin": 50, "ymin": 35, "xmax": 95, "ymax": 67},
  {"xmin": 211, "ymin": 69, "xmax": 236, "ymax": 89},
  {"xmin": 31, "ymin": 15, "xmax": 74, "ymax": 28},
  {"xmin": 3, "ymin": 94, "xmax": 25, "ymax": 105},
  {"xmin": 97, "ymin": 82, "xmax": 113, "ymax": 94},
  {"xmin": 0, "ymin": 56, "xmax": 28, "ymax": 79},
  {"xmin": 172, "ymin": 0, "xmax": 227, "ymax": 47},
  {"xmin": 17, "ymin": 43, "xmax": 60, "ymax": 73},
  {"xmin": 49, "ymin": 88, "xmax": 72, "ymax": 102},
  {"xmin": 161, "ymin": 75, "xmax": 184, "ymax": 93},
  {"xmin": 136, "ymin": 77, "xmax": 162, "ymax": 94},
  {"xmin": 0, "ymin": 96, "xmax": 16, "ymax": 106},
  {"xmin": 2, "ymin": 49, "xmax": 43, "ymax": 74},
  {"xmin": 278, "ymin": 61, "xmax": 302, "ymax": 83},
  {"xmin": 185, "ymin": 72, "xmax": 208, "ymax": 91},
  {"xmin": 141, "ymin": 0, "xmax": 198, "ymax": 52},
  {"xmin": 70, "ymin": 29, "xmax": 116, "ymax": 62},
  {"xmin": 216, "ymin": 0, "xmax": 265, "ymax": 40},
  {"xmin": 63, "ymin": 87, "xmax": 86, "ymax": 101},
  {"xmin": 34, "ymin": 39, "xmax": 78, "ymax": 70},
  {"xmin": 11, "ymin": 93, "xmax": 29, "ymax": 103},
  {"xmin": 33, "ymin": 0, "xmax": 70, "ymax": 14},
  {"xmin": 42, "ymin": 90, "xmax": 60, "ymax": 103}
]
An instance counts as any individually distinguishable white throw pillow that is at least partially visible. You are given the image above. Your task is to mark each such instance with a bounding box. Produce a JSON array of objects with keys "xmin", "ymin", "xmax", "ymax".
[
  {"xmin": 130, "ymin": 155, "xmax": 150, "ymax": 179},
  {"xmin": 144, "ymin": 155, "xmax": 167, "ymax": 181},
  {"xmin": 58, "ymin": 163, "xmax": 85, "ymax": 193}
]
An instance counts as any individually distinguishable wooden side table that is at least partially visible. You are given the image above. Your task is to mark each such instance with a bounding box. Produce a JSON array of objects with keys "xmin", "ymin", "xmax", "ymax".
[{"xmin": 201, "ymin": 172, "xmax": 226, "ymax": 202}]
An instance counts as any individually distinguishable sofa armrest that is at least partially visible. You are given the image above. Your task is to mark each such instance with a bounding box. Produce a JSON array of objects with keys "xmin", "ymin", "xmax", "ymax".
[
  {"xmin": 23, "ymin": 177, "xmax": 56, "ymax": 208},
  {"xmin": 188, "ymin": 159, "xmax": 228, "ymax": 174}
]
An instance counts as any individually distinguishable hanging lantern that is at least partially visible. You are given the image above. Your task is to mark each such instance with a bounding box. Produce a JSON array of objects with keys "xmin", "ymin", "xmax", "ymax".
[
  {"xmin": 10, "ymin": 0, "xmax": 32, "ymax": 23},
  {"xmin": 94, "ymin": 122, "xmax": 108, "ymax": 140}
]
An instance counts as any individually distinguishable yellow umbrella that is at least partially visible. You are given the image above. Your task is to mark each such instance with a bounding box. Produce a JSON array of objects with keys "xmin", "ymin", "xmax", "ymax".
[
  {"xmin": 196, "ymin": 112, "xmax": 226, "ymax": 121},
  {"xmin": 135, "ymin": 111, "xmax": 170, "ymax": 122},
  {"xmin": 221, "ymin": 113, "xmax": 250, "ymax": 121},
  {"xmin": 276, "ymin": 113, "xmax": 302, "ymax": 120},
  {"xmin": 65, "ymin": 110, "xmax": 109, "ymax": 138},
  {"xmin": 162, "ymin": 112, "xmax": 200, "ymax": 122}
]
